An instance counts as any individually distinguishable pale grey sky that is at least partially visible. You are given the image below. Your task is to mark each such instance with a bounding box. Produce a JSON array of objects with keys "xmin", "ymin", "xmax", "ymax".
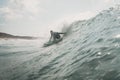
[{"xmin": 0, "ymin": 0, "xmax": 119, "ymax": 37}]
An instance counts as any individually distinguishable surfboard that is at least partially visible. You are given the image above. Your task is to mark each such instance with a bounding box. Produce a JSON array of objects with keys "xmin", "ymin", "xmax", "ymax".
[{"xmin": 43, "ymin": 38, "xmax": 63, "ymax": 47}]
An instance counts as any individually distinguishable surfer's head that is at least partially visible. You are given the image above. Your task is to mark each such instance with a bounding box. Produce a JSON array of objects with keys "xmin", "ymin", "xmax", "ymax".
[{"xmin": 50, "ymin": 30, "xmax": 53, "ymax": 33}]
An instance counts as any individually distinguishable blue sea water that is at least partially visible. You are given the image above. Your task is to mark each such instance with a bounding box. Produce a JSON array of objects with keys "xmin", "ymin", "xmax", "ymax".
[{"xmin": 0, "ymin": 7, "xmax": 120, "ymax": 80}]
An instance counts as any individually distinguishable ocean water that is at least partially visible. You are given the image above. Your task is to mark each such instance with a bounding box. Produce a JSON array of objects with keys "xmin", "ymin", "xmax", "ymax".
[{"xmin": 1, "ymin": 7, "xmax": 120, "ymax": 80}]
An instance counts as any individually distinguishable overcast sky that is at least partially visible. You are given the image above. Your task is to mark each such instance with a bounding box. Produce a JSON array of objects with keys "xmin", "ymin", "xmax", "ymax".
[{"xmin": 0, "ymin": 0, "xmax": 119, "ymax": 37}]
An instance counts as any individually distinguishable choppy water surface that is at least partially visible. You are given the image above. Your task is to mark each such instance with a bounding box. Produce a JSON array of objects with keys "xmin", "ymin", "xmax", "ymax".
[{"xmin": 1, "ymin": 7, "xmax": 120, "ymax": 80}]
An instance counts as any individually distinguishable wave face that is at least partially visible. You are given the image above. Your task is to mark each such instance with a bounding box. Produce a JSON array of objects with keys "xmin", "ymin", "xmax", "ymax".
[{"xmin": 1, "ymin": 7, "xmax": 120, "ymax": 80}]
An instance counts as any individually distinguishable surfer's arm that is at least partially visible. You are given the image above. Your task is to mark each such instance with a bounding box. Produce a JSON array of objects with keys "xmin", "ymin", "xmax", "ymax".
[
  {"xmin": 58, "ymin": 32, "xmax": 65, "ymax": 34},
  {"xmin": 49, "ymin": 33, "xmax": 53, "ymax": 41},
  {"xmin": 49, "ymin": 36, "xmax": 52, "ymax": 41}
]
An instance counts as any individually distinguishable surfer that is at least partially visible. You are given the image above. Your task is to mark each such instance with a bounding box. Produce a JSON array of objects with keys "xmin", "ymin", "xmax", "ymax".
[{"xmin": 49, "ymin": 30, "xmax": 65, "ymax": 42}]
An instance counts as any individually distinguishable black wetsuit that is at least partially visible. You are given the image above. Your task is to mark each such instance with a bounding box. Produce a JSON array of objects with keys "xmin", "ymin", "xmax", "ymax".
[
  {"xmin": 53, "ymin": 32, "xmax": 61, "ymax": 39},
  {"xmin": 50, "ymin": 32, "xmax": 64, "ymax": 41}
]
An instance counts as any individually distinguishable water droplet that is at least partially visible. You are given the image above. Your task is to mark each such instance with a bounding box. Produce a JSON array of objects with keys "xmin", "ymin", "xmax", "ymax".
[
  {"xmin": 107, "ymin": 52, "xmax": 110, "ymax": 55},
  {"xmin": 98, "ymin": 52, "xmax": 102, "ymax": 55}
]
